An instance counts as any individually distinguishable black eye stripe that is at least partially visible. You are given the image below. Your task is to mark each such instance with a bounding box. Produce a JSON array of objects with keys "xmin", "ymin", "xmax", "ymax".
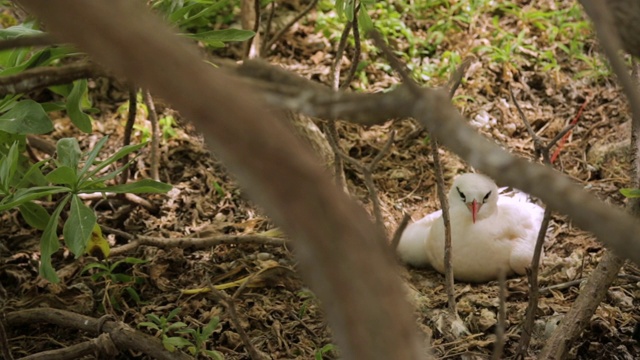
[
  {"xmin": 483, "ymin": 191, "xmax": 491, "ymax": 203},
  {"xmin": 456, "ymin": 186, "xmax": 466, "ymax": 201}
]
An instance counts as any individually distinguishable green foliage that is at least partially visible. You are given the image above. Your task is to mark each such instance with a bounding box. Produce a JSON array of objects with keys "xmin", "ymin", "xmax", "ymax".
[
  {"xmin": 620, "ymin": 188, "xmax": 640, "ymax": 198},
  {"xmin": 82, "ymin": 257, "xmax": 148, "ymax": 311},
  {"xmin": 152, "ymin": 0, "xmax": 253, "ymax": 48},
  {"xmin": 315, "ymin": 343, "xmax": 336, "ymax": 360},
  {"xmin": 0, "ymin": 138, "xmax": 172, "ymax": 282},
  {"xmin": 139, "ymin": 308, "xmax": 223, "ymax": 358}
]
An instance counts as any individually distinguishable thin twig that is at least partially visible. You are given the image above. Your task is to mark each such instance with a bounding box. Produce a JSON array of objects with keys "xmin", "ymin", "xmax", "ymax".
[
  {"xmin": 447, "ymin": 56, "xmax": 474, "ymax": 99},
  {"xmin": 260, "ymin": 1, "xmax": 276, "ymax": 56},
  {"xmin": 329, "ymin": 16, "xmax": 353, "ymax": 90},
  {"xmin": 142, "ymin": 89, "xmax": 160, "ymax": 181},
  {"xmin": 431, "ymin": 138, "xmax": 456, "ymax": 315},
  {"xmin": 390, "ymin": 213, "xmax": 411, "ymax": 251},
  {"xmin": 207, "ymin": 286, "xmax": 266, "ymax": 360},
  {"xmin": 491, "ymin": 268, "xmax": 507, "ymax": 360},
  {"xmin": 263, "ymin": 0, "xmax": 319, "ymax": 54},
  {"xmin": 324, "ymin": 120, "xmax": 347, "ymax": 191},
  {"xmin": 510, "ymin": 88, "xmax": 566, "ymax": 358},
  {"xmin": 433, "ymin": 58, "xmax": 475, "ymax": 316},
  {"xmin": 243, "ymin": 0, "xmax": 261, "ymax": 58},
  {"xmin": 340, "ymin": 6, "xmax": 361, "ymax": 89},
  {"xmin": 326, "ymin": 129, "xmax": 395, "ymax": 228},
  {"xmin": 368, "ymin": 31, "xmax": 421, "ymax": 95},
  {"xmin": 0, "ymin": 315, "xmax": 14, "ymax": 360},
  {"xmin": 104, "ymin": 225, "xmax": 286, "ymax": 256},
  {"xmin": 120, "ymin": 86, "xmax": 137, "ymax": 185}
]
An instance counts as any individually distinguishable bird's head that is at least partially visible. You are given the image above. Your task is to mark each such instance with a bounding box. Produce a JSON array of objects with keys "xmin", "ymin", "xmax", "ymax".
[{"xmin": 449, "ymin": 173, "xmax": 499, "ymax": 223}]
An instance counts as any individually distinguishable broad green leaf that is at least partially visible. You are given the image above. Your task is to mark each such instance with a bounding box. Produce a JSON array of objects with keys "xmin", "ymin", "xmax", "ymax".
[
  {"xmin": 56, "ymin": 138, "xmax": 81, "ymax": 170},
  {"xmin": 0, "ymin": 141, "xmax": 19, "ymax": 191},
  {"xmin": 0, "ymin": 100, "xmax": 53, "ymax": 135},
  {"xmin": 63, "ymin": 194, "xmax": 96, "ymax": 257},
  {"xmin": 0, "ymin": 24, "xmax": 42, "ymax": 39},
  {"xmin": 66, "ymin": 80, "xmax": 92, "ymax": 133},
  {"xmin": 620, "ymin": 188, "xmax": 640, "ymax": 198},
  {"xmin": 186, "ymin": 29, "xmax": 255, "ymax": 47},
  {"xmin": 357, "ymin": 6, "xmax": 374, "ymax": 32},
  {"xmin": 162, "ymin": 336, "xmax": 193, "ymax": 351},
  {"xmin": 77, "ymin": 136, "xmax": 109, "ymax": 179},
  {"xmin": 0, "ymin": 185, "xmax": 69, "ymax": 211},
  {"xmin": 16, "ymin": 158, "xmax": 49, "ymax": 188},
  {"xmin": 45, "ymin": 166, "xmax": 78, "ymax": 186},
  {"xmin": 39, "ymin": 195, "xmax": 70, "ymax": 283},
  {"xmin": 202, "ymin": 317, "xmax": 220, "ymax": 337},
  {"xmin": 87, "ymin": 179, "xmax": 172, "ymax": 194},
  {"xmin": 19, "ymin": 201, "xmax": 50, "ymax": 230}
]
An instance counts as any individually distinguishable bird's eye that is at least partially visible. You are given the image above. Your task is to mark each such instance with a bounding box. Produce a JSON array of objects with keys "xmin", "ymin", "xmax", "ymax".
[
  {"xmin": 482, "ymin": 191, "xmax": 492, "ymax": 203},
  {"xmin": 456, "ymin": 187, "xmax": 466, "ymax": 202}
]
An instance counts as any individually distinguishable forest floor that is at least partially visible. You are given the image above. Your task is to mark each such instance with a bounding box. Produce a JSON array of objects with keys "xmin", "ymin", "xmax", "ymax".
[{"xmin": 1, "ymin": 0, "xmax": 640, "ymax": 359}]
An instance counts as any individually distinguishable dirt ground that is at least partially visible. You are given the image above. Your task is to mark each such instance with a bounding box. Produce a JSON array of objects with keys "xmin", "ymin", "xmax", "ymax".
[{"xmin": 1, "ymin": 0, "xmax": 640, "ymax": 359}]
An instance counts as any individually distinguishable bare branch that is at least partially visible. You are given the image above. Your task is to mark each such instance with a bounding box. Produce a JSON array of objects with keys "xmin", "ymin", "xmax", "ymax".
[
  {"xmin": 0, "ymin": 33, "xmax": 56, "ymax": 51},
  {"xmin": 207, "ymin": 287, "xmax": 267, "ymax": 360},
  {"xmin": 142, "ymin": 89, "xmax": 160, "ymax": 181},
  {"xmin": 0, "ymin": 62, "xmax": 101, "ymax": 97}
]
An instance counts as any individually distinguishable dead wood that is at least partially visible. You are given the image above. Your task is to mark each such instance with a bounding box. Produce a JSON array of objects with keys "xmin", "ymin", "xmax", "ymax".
[
  {"xmin": 0, "ymin": 62, "xmax": 101, "ymax": 97},
  {"xmin": 5, "ymin": 308, "xmax": 191, "ymax": 360}
]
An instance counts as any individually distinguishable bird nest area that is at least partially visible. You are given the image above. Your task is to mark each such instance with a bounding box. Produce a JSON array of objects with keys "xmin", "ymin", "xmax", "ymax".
[{"xmin": 2, "ymin": 0, "xmax": 640, "ymax": 359}]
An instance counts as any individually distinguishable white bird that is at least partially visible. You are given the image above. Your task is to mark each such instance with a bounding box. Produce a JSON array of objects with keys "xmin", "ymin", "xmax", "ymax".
[{"xmin": 397, "ymin": 173, "xmax": 544, "ymax": 282}]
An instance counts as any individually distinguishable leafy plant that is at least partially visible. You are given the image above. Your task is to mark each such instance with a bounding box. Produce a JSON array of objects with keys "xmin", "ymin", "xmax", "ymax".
[
  {"xmin": 620, "ymin": 188, "xmax": 640, "ymax": 198},
  {"xmin": 315, "ymin": 343, "xmax": 336, "ymax": 360},
  {"xmin": 82, "ymin": 256, "xmax": 148, "ymax": 311},
  {"xmin": 0, "ymin": 137, "xmax": 171, "ymax": 282},
  {"xmin": 152, "ymin": 0, "xmax": 254, "ymax": 48},
  {"xmin": 139, "ymin": 308, "xmax": 223, "ymax": 359}
]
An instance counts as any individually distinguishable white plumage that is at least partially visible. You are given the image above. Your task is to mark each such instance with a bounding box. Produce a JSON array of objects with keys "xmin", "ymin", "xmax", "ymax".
[{"xmin": 397, "ymin": 173, "xmax": 544, "ymax": 282}]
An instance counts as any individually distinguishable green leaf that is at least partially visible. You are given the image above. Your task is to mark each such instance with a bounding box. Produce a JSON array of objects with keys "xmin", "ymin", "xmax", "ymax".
[
  {"xmin": 620, "ymin": 188, "xmax": 640, "ymax": 198},
  {"xmin": 186, "ymin": 29, "xmax": 255, "ymax": 47},
  {"xmin": 201, "ymin": 317, "xmax": 220, "ymax": 337},
  {"xmin": 19, "ymin": 201, "xmax": 50, "ymax": 230},
  {"xmin": 83, "ymin": 142, "xmax": 146, "ymax": 179},
  {"xmin": 39, "ymin": 195, "xmax": 70, "ymax": 283},
  {"xmin": 138, "ymin": 322, "xmax": 161, "ymax": 331},
  {"xmin": 63, "ymin": 195, "xmax": 97, "ymax": 257},
  {"xmin": 357, "ymin": 6, "xmax": 374, "ymax": 33},
  {"xmin": 66, "ymin": 80, "xmax": 92, "ymax": 133},
  {"xmin": 81, "ymin": 262, "xmax": 110, "ymax": 273},
  {"xmin": 45, "ymin": 166, "xmax": 78, "ymax": 186},
  {"xmin": 0, "ymin": 186, "xmax": 69, "ymax": 211},
  {"xmin": 0, "ymin": 24, "xmax": 43, "ymax": 39},
  {"xmin": 86, "ymin": 179, "xmax": 172, "ymax": 194},
  {"xmin": 162, "ymin": 336, "xmax": 193, "ymax": 351},
  {"xmin": 0, "ymin": 100, "xmax": 53, "ymax": 135},
  {"xmin": 56, "ymin": 138, "xmax": 81, "ymax": 170},
  {"xmin": 168, "ymin": 307, "xmax": 182, "ymax": 320},
  {"xmin": 167, "ymin": 322, "xmax": 188, "ymax": 331},
  {"xmin": 77, "ymin": 136, "xmax": 109, "ymax": 179},
  {"xmin": 0, "ymin": 141, "xmax": 19, "ymax": 191}
]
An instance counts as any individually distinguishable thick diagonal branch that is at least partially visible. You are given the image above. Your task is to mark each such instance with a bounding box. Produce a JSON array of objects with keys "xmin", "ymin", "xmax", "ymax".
[{"xmin": 16, "ymin": 1, "xmax": 428, "ymax": 359}]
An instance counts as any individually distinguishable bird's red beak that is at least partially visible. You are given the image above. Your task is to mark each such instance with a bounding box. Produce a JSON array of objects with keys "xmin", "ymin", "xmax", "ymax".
[{"xmin": 467, "ymin": 200, "xmax": 479, "ymax": 223}]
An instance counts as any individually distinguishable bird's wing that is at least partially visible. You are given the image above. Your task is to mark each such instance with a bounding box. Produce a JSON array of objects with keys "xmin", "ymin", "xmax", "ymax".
[{"xmin": 396, "ymin": 210, "xmax": 442, "ymax": 267}]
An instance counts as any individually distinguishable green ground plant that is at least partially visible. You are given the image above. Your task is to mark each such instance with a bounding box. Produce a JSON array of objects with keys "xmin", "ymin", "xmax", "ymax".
[
  {"xmin": 138, "ymin": 307, "xmax": 224, "ymax": 359},
  {"xmin": 82, "ymin": 256, "xmax": 148, "ymax": 311}
]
